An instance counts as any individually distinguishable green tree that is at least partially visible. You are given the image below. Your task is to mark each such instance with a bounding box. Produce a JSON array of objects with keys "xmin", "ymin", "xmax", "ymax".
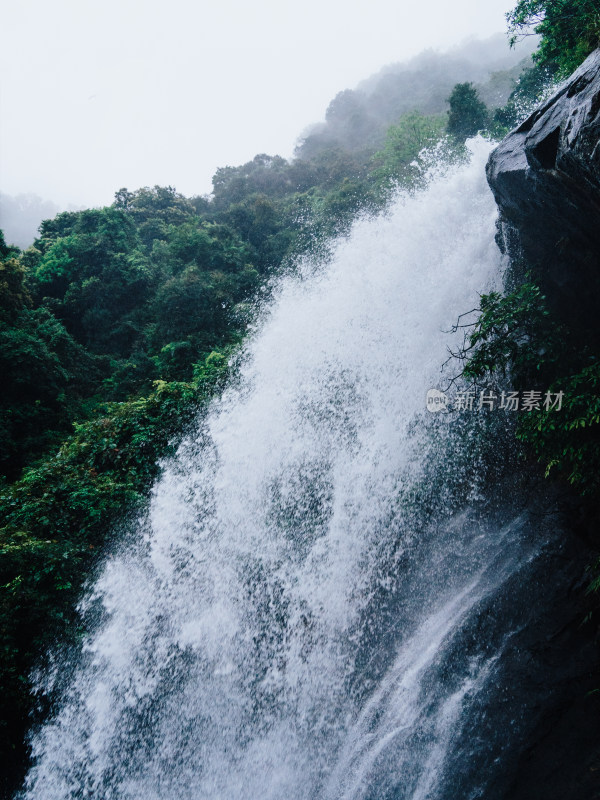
[
  {"xmin": 0, "ymin": 305, "xmax": 101, "ymax": 479},
  {"xmin": 0, "ymin": 255, "xmax": 31, "ymax": 322},
  {"xmin": 507, "ymin": 0, "xmax": 600, "ymax": 76},
  {"xmin": 372, "ymin": 111, "xmax": 446, "ymax": 188},
  {"xmin": 491, "ymin": 63, "xmax": 555, "ymax": 134},
  {"xmin": 447, "ymin": 83, "xmax": 489, "ymax": 141}
]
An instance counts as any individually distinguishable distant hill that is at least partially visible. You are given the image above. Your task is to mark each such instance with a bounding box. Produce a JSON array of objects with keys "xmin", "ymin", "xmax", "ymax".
[
  {"xmin": 0, "ymin": 193, "xmax": 60, "ymax": 249},
  {"xmin": 296, "ymin": 34, "xmax": 537, "ymax": 159}
]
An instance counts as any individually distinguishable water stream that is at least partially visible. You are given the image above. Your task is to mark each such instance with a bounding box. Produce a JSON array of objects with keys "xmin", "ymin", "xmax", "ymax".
[{"xmin": 23, "ymin": 140, "xmax": 540, "ymax": 800}]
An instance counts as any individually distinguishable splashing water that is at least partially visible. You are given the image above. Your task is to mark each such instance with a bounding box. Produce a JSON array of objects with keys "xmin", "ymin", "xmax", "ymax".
[{"xmin": 23, "ymin": 140, "xmax": 535, "ymax": 800}]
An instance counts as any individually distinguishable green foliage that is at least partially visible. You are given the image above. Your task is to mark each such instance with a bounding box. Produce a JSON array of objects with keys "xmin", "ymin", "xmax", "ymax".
[
  {"xmin": 0, "ymin": 256, "xmax": 32, "ymax": 322},
  {"xmin": 212, "ymin": 155, "xmax": 298, "ymax": 208},
  {"xmin": 457, "ymin": 282, "xmax": 560, "ymax": 383},
  {"xmin": 33, "ymin": 237, "xmax": 74, "ymax": 293},
  {"xmin": 32, "ymin": 210, "xmax": 152, "ymax": 355},
  {"xmin": 490, "ymin": 63, "xmax": 556, "ymax": 135},
  {"xmin": 114, "ymin": 185, "xmax": 196, "ymax": 225},
  {"xmin": 517, "ymin": 363, "xmax": 600, "ymax": 493},
  {"xmin": 0, "ymin": 242, "xmax": 102, "ymax": 480},
  {"xmin": 222, "ymin": 195, "xmax": 298, "ymax": 271},
  {"xmin": 0, "ymin": 350, "xmax": 231, "ymax": 776},
  {"xmin": 0, "ymin": 307, "xmax": 102, "ymax": 479},
  {"xmin": 507, "ymin": 0, "xmax": 600, "ymax": 76},
  {"xmin": 372, "ymin": 111, "xmax": 447, "ymax": 189},
  {"xmin": 456, "ymin": 280, "xmax": 600, "ymax": 498},
  {"xmin": 447, "ymin": 83, "xmax": 489, "ymax": 141},
  {"xmin": 166, "ymin": 220, "xmax": 252, "ymax": 271}
]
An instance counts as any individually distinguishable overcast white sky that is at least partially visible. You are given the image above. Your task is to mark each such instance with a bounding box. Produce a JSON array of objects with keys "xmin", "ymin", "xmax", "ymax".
[{"xmin": 1, "ymin": 0, "xmax": 518, "ymax": 208}]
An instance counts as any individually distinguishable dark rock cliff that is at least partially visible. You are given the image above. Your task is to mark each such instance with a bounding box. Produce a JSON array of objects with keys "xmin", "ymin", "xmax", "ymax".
[
  {"xmin": 486, "ymin": 49, "xmax": 600, "ymax": 345},
  {"xmin": 484, "ymin": 49, "xmax": 600, "ymax": 800}
]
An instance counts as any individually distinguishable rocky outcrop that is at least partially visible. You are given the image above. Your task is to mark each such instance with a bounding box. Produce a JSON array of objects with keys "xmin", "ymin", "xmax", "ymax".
[
  {"xmin": 486, "ymin": 49, "xmax": 600, "ymax": 343},
  {"xmin": 442, "ymin": 494, "xmax": 600, "ymax": 800},
  {"xmin": 485, "ymin": 49, "xmax": 600, "ymax": 800}
]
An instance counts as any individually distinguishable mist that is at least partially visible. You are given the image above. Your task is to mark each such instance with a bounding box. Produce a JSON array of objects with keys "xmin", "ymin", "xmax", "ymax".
[{"xmin": 1, "ymin": 0, "xmax": 526, "ymax": 215}]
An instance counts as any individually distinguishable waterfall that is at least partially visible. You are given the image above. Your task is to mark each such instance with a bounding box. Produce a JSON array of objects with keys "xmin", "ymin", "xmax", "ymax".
[{"xmin": 23, "ymin": 140, "xmax": 539, "ymax": 800}]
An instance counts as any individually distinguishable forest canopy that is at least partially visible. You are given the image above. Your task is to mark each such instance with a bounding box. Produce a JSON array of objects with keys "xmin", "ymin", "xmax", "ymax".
[{"xmin": 507, "ymin": 0, "xmax": 600, "ymax": 75}]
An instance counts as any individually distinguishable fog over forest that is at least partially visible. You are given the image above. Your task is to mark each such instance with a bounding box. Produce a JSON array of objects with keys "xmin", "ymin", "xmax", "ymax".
[{"xmin": 0, "ymin": 33, "xmax": 535, "ymax": 250}]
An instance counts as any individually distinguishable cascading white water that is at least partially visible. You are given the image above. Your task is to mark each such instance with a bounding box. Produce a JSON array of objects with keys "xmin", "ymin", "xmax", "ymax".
[{"xmin": 23, "ymin": 140, "xmax": 533, "ymax": 800}]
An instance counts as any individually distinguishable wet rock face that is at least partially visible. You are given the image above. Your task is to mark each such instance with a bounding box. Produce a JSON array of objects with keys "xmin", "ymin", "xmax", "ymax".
[
  {"xmin": 486, "ymin": 49, "xmax": 600, "ymax": 342},
  {"xmin": 485, "ymin": 52, "xmax": 600, "ymax": 800}
]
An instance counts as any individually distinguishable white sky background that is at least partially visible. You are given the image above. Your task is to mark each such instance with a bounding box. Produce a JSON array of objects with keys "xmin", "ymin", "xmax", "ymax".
[{"xmin": 1, "ymin": 0, "xmax": 518, "ymax": 208}]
